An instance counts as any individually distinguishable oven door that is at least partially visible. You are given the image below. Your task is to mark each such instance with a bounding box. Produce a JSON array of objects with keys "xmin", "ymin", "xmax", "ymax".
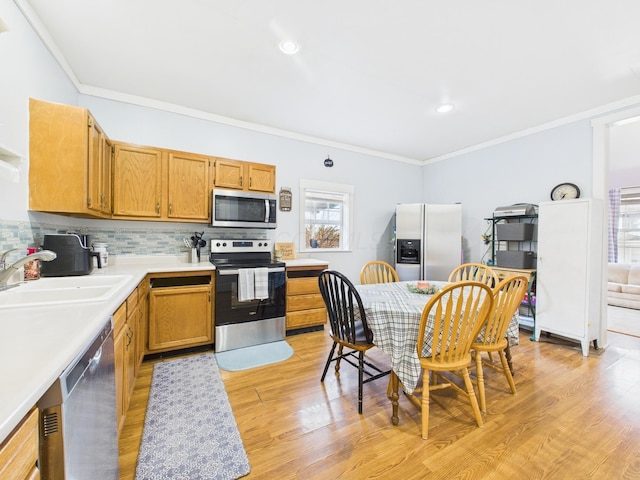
[{"xmin": 215, "ymin": 266, "xmax": 286, "ymax": 325}]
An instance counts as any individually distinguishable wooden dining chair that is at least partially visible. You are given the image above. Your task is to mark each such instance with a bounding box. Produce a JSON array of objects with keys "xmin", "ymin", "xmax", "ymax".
[
  {"xmin": 360, "ymin": 260, "xmax": 399, "ymax": 284},
  {"xmin": 448, "ymin": 262, "xmax": 498, "ymax": 287},
  {"xmin": 318, "ymin": 270, "xmax": 391, "ymax": 414},
  {"xmin": 472, "ymin": 275, "xmax": 528, "ymax": 412},
  {"xmin": 407, "ymin": 281, "xmax": 494, "ymax": 439}
]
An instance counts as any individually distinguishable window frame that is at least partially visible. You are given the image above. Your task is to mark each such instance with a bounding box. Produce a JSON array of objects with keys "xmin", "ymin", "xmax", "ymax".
[
  {"xmin": 299, "ymin": 179, "xmax": 354, "ymax": 253},
  {"xmin": 617, "ymin": 186, "xmax": 640, "ymax": 263}
]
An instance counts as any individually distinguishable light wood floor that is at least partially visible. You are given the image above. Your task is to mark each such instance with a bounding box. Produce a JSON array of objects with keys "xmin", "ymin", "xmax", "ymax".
[{"xmin": 119, "ymin": 329, "xmax": 640, "ymax": 479}]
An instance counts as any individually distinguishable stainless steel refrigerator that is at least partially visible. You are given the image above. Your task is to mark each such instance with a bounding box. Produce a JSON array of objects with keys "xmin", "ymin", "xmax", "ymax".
[{"xmin": 395, "ymin": 203, "xmax": 462, "ymax": 281}]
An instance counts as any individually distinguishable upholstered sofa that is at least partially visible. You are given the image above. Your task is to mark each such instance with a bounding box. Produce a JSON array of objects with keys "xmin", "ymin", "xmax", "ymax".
[{"xmin": 608, "ymin": 263, "xmax": 640, "ymax": 309}]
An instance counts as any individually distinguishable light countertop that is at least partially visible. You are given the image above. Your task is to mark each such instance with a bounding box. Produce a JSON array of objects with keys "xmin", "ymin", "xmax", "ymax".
[
  {"xmin": 0, "ymin": 255, "xmax": 214, "ymax": 443},
  {"xmin": 283, "ymin": 258, "xmax": 329, "ymax": 268},
  {"xmin": 0, "ymin": 255, "xmax": 329, "ymax": 444}
]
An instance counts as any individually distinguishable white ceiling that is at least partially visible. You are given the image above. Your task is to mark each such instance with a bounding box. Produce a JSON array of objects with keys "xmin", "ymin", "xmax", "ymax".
[{"xmin": 16, "ymin": 0, "xmax": 640, "ymax": 163}]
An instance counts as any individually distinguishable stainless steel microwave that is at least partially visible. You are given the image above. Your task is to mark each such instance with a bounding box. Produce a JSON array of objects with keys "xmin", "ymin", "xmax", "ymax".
[{"xmin": 212, "ymin": 189, "xmax": 277, "ymax": 228}]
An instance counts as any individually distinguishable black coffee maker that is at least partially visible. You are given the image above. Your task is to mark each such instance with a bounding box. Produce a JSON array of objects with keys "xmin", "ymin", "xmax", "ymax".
[{"xmin": 40, "ymin": 233, "xmax": 101, "ymax": 276}]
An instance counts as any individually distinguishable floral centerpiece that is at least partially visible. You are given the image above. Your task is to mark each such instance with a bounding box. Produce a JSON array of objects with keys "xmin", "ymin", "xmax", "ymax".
[{"xmin": 407, "ymin": 281, "xmax": 440, "ymax": 295}]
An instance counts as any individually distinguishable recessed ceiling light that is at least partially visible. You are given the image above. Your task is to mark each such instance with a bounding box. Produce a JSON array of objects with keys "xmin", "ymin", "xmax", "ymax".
[
  {"xmin": 436, "ymin": 103, "xmax": 455, "ymax": 113},
  {"xmin": 279, "ymin": 40, "xmax": 300, "ymax": 55}
]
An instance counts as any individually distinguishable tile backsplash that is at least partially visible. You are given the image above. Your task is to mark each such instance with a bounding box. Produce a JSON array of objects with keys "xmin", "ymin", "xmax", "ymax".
[{"xmin": 0, "ymin": 219, "xmax": 268, "ymax": 260}]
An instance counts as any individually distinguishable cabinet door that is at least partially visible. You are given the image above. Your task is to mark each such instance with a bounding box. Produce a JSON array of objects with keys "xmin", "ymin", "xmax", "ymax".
[
  {"xmin": 135, "ymin": 281, "xmax": 149, "ymax": 376},
  {"xmin": 87, "ymin": 117, "xmax": 112, "ymax": 215},
  {"xmin": 125, "ymin": 312, "xmax": 137, "ymax": 400},
  {"xmin": 113, "ymin": 144, "xmax": 163, "ymax": 218},
  {"xmin": 167, "ymin": 152, "xmax": 211, "ymax": 220},
  {"xmin": 0, "ymin": 408, "xmax": 39, "ymax": 480},
  {"xmin": 101, "ymin": 136, "xmax": 113, "ymax": 214},
  {"xmin": 113, "ymin": 303, "xmax": 127, "ymax": 433},
  {"xmin": 247, "ymin": 163, "xmax": 276, "ymax": 193},
  {"xmin": 29, "ymin": 98, "xmax": 90, "ymax": 215},
  {"xmin": 148, "ymin": 285, "xmax": 212, "ymax": 352},
  {"xmin": 213, "ymin": 158, "xmax": 245, "ymax": 189},
  {"xmin": 535, "ymin": 199, "xmax": 603, "ymax": 355}
]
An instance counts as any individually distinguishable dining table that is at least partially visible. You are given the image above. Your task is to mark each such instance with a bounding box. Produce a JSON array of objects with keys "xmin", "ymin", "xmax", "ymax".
[{"xmin": 355, "ymin": 280, "xmax": 520, "ymax": 425}]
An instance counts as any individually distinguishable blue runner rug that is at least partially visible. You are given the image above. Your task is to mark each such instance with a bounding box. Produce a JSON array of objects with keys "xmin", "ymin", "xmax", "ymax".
[
  {"xmin": 135, "ymin": 353, "xmax": 250, "ymax": 480},
  {"xmin": 215, "ymin": 340, "xmax": 294, "ymax": 371}
]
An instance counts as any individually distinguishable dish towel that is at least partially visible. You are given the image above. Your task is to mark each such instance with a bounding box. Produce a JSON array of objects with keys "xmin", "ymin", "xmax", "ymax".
[
  {"xmin": 238, "ymin": 268, "xmax": 255, "ymax": 301},
  {"xmin": 254, "ymin": 267, "xmax": 269, "ymax": 300}
]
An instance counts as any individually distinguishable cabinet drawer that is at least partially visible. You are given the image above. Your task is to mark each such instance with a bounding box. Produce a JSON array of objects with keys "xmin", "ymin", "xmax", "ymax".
[
  {"xmin": 287, "ymin": 308, "xmax": 327, "ymax": 329},
  {"xmin": 126, "ymin": 288, "xmax": 138, "ymax": 314},
  {"xmin": 113, "ymin": 302, "xmax": 127, "ymax": 334},
  {"xmin": 287, "ymin": 294, "xmax": 325, "ymax": 312},
  {"xmin": 287, "ymin": 277, "xmax": 321, "ymax": 295},
  {"xmin": 138, "ymin": 278, "xmax": 150, "ymax": 299},
  {"xmin": 0, "ymin": 407, "xmax": 39, "ymax": 480}
]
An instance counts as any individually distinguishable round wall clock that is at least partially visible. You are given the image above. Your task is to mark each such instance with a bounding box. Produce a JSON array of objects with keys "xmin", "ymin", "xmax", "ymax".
[{"xmin": 550, "ymin": 182, "xmax": 580, "ymax": 201}]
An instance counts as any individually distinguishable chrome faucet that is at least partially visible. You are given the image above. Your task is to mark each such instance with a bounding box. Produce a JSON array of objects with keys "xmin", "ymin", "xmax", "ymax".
[{"xmin": 0, "ymin": 249, "xmax": 57, "ymax": 287}]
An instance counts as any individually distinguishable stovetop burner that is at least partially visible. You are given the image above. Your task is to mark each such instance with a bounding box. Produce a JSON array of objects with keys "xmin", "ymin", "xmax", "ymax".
[{"xmin": 209, "ymin": 239, "xmax": 284, "ymax": 269}]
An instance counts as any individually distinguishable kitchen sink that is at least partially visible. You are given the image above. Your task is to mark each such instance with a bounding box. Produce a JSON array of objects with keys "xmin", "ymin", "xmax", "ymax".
[{"xmin": 0, "ymin": 274, "xmax": 133, "ymax": 309}]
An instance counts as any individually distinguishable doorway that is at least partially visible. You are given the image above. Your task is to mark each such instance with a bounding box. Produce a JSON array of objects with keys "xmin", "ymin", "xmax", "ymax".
[{"xmin": 593, "ymin": 109, "xmax": 640, "ymax": 341}]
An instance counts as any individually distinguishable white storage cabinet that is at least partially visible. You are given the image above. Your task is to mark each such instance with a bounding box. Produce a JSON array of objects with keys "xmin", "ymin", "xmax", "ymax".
[{"xmin": 534, "ymin": 198, "xmax": 603, "ymax": 356}]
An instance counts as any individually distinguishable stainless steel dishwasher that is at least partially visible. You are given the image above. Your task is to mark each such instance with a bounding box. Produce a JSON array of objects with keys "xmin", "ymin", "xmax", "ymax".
[{"xmin": 38, "ymin": 318, "xmax": 119, "ymax": 479}]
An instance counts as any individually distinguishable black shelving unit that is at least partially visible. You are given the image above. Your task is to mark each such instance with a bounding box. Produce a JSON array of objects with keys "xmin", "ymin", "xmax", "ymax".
[
  {"xmin": 485, "ymin": 213, "xmax": 538, "ymax": 339},
  {"xmin": 485, "ymin": 213, "xmax": 538, "ymax": 268}
]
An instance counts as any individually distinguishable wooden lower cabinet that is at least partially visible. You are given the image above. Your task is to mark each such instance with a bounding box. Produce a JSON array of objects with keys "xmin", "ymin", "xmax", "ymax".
[
  {"xmin": 114, "ymin": 282, "xmax": 146, "ymax": 435},
  {"xmin": 115, "ymin": 272, "xmax": 213, "ymax": 434},
  {"xmin": 114, "ymin": 302, "xmax": 130, "ymax": 434},
  {"xmin": 286, "ymin": 264, "xmax": 328, "ymax": 330},
  {"xmin": 0, "ymin": 407, "xmax": 39, "ymax": 480},
  {"xmin": 147, "ymin": 273, "xmax": 213, "ymax": 353},
  {"xmin": 136, "ymin": 279, "xmax": 149, "ymax": 376}
]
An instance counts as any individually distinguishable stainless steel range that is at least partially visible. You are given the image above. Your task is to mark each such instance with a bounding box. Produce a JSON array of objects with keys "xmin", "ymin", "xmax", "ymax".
[{"xmin": 210, "ymin": 239, "xmax": 286, "ymax": 352}]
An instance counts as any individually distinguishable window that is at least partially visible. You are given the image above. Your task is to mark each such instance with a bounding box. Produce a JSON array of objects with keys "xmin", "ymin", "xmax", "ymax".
[
  {"xmin": 618, "ymin": 186, "xmax": 640, "ymax": 263},
  {"xmin": 299, "ymin": 180, "xmax": 353, "ymax": 252}
]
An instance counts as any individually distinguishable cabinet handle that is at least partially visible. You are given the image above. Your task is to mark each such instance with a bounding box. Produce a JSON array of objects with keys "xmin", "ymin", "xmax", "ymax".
[
  {"xmin": 250, "ymin": 177, "xmax": 252, "ymax": 188},
  {"xmin": 240, "ymin": 176, "xmax": 243, "ymax": 187},
  {"xmin": 169, "ymin": 203, "xmax": 173, "ymax": 215},
  {"xmin": 156, "ymin": 202, "xmax": 160, "ymax": 214}
]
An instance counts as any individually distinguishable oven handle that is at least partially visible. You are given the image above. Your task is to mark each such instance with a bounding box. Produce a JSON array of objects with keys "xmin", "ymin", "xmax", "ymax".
[{"xmin": 218, "ymin": 266, "xmax": 285, "ymax": 275}]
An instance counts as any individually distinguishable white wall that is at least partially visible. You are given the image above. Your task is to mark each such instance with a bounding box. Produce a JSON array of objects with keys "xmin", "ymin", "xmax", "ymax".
[
  {"xmin": 609, "ymin": 120, "xmax": 640, "ymax": 188},
  {"xmin": 422, "ymin": 121, "xmax": 594, "ymax": 262}
]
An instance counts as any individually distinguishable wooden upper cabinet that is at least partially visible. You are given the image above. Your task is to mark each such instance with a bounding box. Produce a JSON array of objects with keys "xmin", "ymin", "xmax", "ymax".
[
  {"xmin": 213, "ymin": 158, "xmax": 245, "ymax": 190},
  {"xmin": 214, "ymin": 157, "xmax": 275, "ymax": 193},
  {"xmin": 29, "ymin": 99, "xmax": 274, "ymax": 223},
  {"xmin": 87, "ymin": 119, "xmax": 113, "ymax": 215},
  {"xmin": 248, "ymin": 162, "xmax": 276, "ymax": 193},
  {"xmin": 167, "ymin": 152, "xmax": 211, "ymax": 220},
  {"xmin": 112, "ymin": 143, "xmax": 163, "ymax": 218},
  {"xmin": 29, "ymin": 98, "xmax": 111, "ymax": 218}
]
